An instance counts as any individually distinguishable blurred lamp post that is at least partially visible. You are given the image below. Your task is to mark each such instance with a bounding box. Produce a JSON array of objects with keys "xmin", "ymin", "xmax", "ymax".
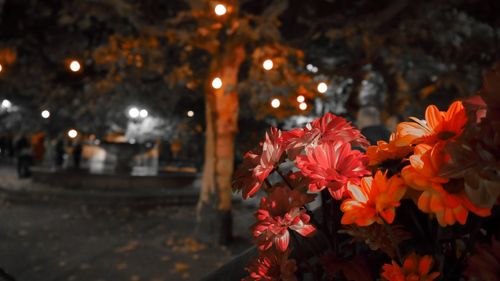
[
  {"xmin": 68, "ymin": 129, "xmax": 78, "ymax": 139},
  {"xmin": 69, "ymin": 60, "xmax": 81, "ymax": 72},
  {"xmin": 317, "ymin": 82, "xmax": 328, "ymax": 94},
  {"xmin": 214, "ymin": 4, "xmax": 227, "ymax": 16},
  {"xmin": 262, "ymin": 59, "xmax": 273, "ymax": 71},
  {"xmin": 41, "ymin": 110, "xmax": 50, "ymax": 119},
  {"xmin": 271, "ymin": 98, "xmax": 280, "ymax": 108}
]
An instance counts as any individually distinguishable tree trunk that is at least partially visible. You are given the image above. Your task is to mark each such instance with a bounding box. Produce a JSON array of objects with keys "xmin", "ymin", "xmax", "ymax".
[{"xmin": 196, "ymin": 45, "xmax": 245, "ymax": 245}]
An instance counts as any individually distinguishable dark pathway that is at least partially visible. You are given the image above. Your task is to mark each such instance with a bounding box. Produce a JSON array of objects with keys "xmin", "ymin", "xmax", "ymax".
[{"xmin": 0, "ymin": 167, "xmax": 255, "ymax": 281}]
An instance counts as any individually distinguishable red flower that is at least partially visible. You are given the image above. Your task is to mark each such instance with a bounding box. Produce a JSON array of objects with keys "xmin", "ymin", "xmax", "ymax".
[
  {"xmin": 284, "ymin": 113, "xmax": 368, "ymax": 158},
  {"xmin": 381, "ymin": 253, "xmax": 440, "ymax": 281},
  {"xmin": 254, "ymin": 128, "xmax": 285, "ymax": 183},
  {"xmin": 252, "ymin": 186, "xmax": 316, "ymax": 252},
  {"xmin": 233, "ymin": 150, "xmax": 262, "ymax": 199},
  {"xmin": 296, "ymin": 142, "xmax": 370, "ymax": 200},
  {"xmin": 243, "ymin": 249, "xmax": 298, "ymax": 281},
  {"xmin": 233, "ymin": 128, "xmax": 285, "ymax": 199}
]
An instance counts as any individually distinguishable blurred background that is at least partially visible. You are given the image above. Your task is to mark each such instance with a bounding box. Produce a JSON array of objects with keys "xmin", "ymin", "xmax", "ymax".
[{"xmin": 0, "ymin": 0, "xmax": 498, "ymax": 280}]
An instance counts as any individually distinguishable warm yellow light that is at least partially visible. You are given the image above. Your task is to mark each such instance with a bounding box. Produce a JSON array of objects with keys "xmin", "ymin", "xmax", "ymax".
[
  {"xmin": 262, "ymin": 59, "xmax": 273, "ymax": 71},
  {"xmin": 212, "ymin": 77, "xmax": 222, "ymax": 89},
  {"xmin": 296, "ymin": 95, "xmax": 305, "ymax": 103},
  {"xmin": 299, "ymin": 102, "xmax": 307, "ymax": 111},
  {"xmin": 317, "ymin": 82, "xmax": 328, "ymax": 93},
  {"xmin": 69, "ymin": 60, "xmax": 81, "ymax": 72},
  {"xmin": 187, "ymin": 110, "xmax": 194, "ymax": 117},
  {"xmin": 68, "ymin": 129, "xmax": 78, "ymax": 139},
  {"xmin": 214, "ymin": 4, "xmax": 227, "ymax": 16},
  {"xmin": 41, "ymin": 110, "xmax": 50, "ymax": 119},
  {"xmin": 0, "ymin": 64, "xmax": 3, "ymax": 73},
  {"xmin": 271, "ymin": 98, "xmax": 280, "ymax": 108}
]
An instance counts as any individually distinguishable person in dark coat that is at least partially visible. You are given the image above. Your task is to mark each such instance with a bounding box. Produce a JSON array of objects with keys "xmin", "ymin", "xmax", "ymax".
[
  {"xmin": 357, "ymin": 106, "xmax": 390, "ymax": 145},
  {"xmin": 73, "ymin": 140, "xmax": 82, "ymax": 169},
  {"xmin": 55, "ymin": 136, "xmax": 65, "ymax": 168},
  {"xmin": 15, "ymin": 135, "xmax": 32, "ymax": 178}
]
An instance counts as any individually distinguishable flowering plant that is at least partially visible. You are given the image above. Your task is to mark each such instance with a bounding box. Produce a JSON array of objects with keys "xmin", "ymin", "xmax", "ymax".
[{"xmin": 234, "ymin": 66, "xmax": 500, "ymax": 281}]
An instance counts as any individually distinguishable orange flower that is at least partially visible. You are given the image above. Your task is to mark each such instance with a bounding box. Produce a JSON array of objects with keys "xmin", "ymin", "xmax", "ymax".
[
  {"xmin": 402, "ymin": 144, "xmax": 490, "ymax": 226},
  {"xmin": 395, "ymin": 101, "xmax": 467, "ymax": 146},
  {"xmin": 366, "ymin": 133, "xmax": 413, "ymax": 166},
  {"xmin": 341, "ymin": 171, "xmax": 406, "ymax": 226},
  {"xmin": 381, "ymin": 253, "xmax": 440, "ymax": 281}
]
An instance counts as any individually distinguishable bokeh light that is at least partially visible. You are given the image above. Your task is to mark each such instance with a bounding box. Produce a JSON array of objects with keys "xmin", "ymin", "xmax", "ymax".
[
  {"xmin": 212, "ymin": 77, "xmax": 222, "ymax": 89},
  {"xmin": 271, "ymin": 98, "xmax": 280, "ymax": 108},
  {"xmin": 296, "ymin": 95, "xmax": 305, "ymax": 103},
  {"xmin": 187, "ymin": 110, "xmax": 194, "ymax": 117},
  {"xmin": 214, "ymin": 4, "xmax": 227, "ymax": 16},
  {"xmin": 139, "ymin": 109, "xmax": 148, "ymax": 118},
  {"xmin": 1, "ymin": 99, "xmax": 11, "ymax": 108},
  {"xmin": 41, "ymin": 110, "xmax": 50, "ymax": 119},
  {"xmin": 68, "ymin": 129, "xmax": 78, "ymax": 139},
  {"xmin": 128, "ymin": 107, "xmax": 139, "ymax": 118},
  {"xmin": 262, "ymin": 59, "xmax": 273, "ymax": 70},
  {"xmin": 317, "ymin": 82, "xmax": 328, "ymax": 93},
  {"xmin": 299, "ymin": 102, "xmax": 307, "ymax": 111},
  {"xmin": 69, "ymin": 60, "xmax": 81, "ymax": 72}
]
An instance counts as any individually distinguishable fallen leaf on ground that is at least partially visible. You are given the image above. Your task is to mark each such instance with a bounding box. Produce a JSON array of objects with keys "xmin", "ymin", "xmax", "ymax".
[
  {"xmin": 174, "ymin": 262, "xmax": 190, "ymax": 273},
  {"xmin": 115, "ymin": 262, "xmax": 128, "ymax": 270},
  {"xmin": 115, "ymin": 240, "xmax": 139, "ymax": 253}
]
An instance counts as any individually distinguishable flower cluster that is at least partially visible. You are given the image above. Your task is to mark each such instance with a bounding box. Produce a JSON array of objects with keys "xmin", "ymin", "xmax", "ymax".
[
  {"xmin": 235, "ymin": 113, "xmax": 369, "ymax": 279},
  {"xmin": 236, "ymin": 67, "xmax": 499, "ymax": 281}
]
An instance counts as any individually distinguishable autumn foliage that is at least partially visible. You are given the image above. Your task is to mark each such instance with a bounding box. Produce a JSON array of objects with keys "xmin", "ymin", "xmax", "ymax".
[{"xmin": 234, "ymin": 66, "xmax": 500, "ymax": 280}]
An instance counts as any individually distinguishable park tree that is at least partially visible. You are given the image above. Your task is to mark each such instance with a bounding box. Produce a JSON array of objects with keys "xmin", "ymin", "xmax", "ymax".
[{"xmin": 0, "ymin": 0, "xmax": 316, "ymax": 244}]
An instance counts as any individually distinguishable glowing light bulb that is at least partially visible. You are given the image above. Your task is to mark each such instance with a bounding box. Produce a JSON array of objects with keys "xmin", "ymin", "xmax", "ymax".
[
  {"xmin": 262, "ymin": 59, "xmax": 273, "ymax": 70},
  {"xmin": 317, "ymin": 82, "xmax": 328, "ymax": 93},
  {"xmin": 69, "ymin": 60, "xmax": 81, "ymax": 72},
  {"xmin": 139, "ymin": 109, "xmax": 148, "ymax": 118},
  {"xmin": 187, "ymin": 110, "xmax": 194, "ymax": 117},
  {"xmin": 296, "ymin": 95, "xmax": 305, "ymax": 103},
  {"xmin": 212, "ymin": 77, "xmax": 222, "ymax": 89},
  {"xmin": 271, "ymin": 98, "xmax": 280, "ymax": 108},
  {"xmin": 299, "ymin": 102, "xmax": 307, "ymax": 111},
  {"xmin": 0, "ymin": 64, "xmax": 3, "ymax": 73},
  {"xmin": 41, "ymin": 110, "xmax": 50, "ymax": 119},
  {"xmin": 214, "ymin": 4, "xmax": 227, "ymax": 16},
  {"xmin": 68, "ymin": 129, "xmax": 78, "ymax": 139},
  {"xmin": 128, "ymin": 107, "xmax": 139, "ymax": 118},
  {"xmin": 1, "ymin": 99, "xmax": 11, "ymax": 108}
]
